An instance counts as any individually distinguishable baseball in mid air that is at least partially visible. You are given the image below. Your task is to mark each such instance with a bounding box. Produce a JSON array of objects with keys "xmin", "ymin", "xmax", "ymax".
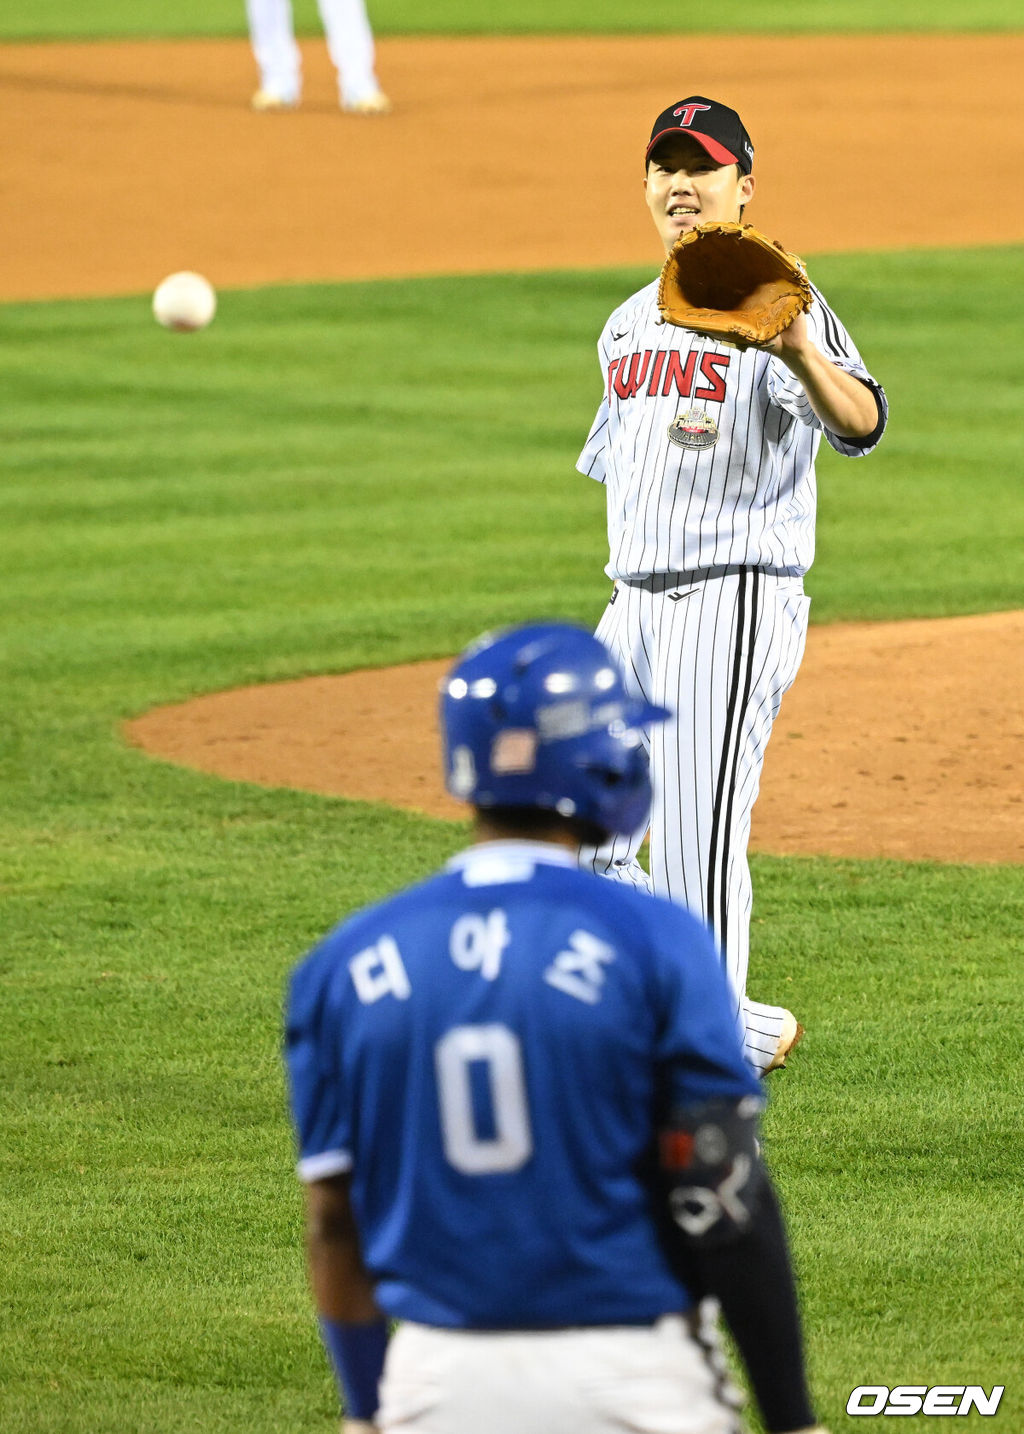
[{"xmin": 152, "ymin": 271, "xmax": 217, "ymax": 332}]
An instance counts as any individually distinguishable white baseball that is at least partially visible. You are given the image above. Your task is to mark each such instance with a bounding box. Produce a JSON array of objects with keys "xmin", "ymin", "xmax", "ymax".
[{"xmin": 152, "ymin": 271, "xmax": 217, "ymax": 332}]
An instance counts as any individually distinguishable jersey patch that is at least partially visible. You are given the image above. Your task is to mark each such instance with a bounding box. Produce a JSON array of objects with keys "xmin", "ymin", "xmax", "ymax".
[{"xmin": 667, "ymin": 408, "xmax": 719, "ymax": 450}]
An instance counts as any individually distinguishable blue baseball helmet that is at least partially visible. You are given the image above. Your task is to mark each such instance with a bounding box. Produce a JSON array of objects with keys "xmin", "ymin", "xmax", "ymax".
[{"xmin": 440, "ymin": 622, "xmax": 669, "ymax": 837}]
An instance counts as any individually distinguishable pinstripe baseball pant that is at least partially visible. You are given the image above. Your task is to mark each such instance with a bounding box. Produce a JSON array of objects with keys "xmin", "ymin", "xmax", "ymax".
[{"xmin": 582, "ymin": 566, "xmax": 810, "ymax": 1073}]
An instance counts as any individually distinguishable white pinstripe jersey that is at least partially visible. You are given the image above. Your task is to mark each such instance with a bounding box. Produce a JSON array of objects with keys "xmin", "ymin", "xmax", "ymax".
[{"xmin": 577, "ymin": 278, "xmax": 887, "ymax": 579}]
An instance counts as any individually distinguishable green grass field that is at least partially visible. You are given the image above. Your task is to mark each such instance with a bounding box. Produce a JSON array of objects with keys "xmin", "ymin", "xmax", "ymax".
[
  {"xmin": 3, "ymin": 246, "xmax": 1023, "ymax": 1431},
  {"xmin": 3, "ymin": 0, "xmax": 1023, "ymax": 40}
]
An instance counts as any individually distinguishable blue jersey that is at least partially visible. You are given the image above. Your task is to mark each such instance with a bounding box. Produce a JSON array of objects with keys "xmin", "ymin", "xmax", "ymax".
[{"xmin": 285, "ymin": 840, "xmax": 761, "ymax": 1329}]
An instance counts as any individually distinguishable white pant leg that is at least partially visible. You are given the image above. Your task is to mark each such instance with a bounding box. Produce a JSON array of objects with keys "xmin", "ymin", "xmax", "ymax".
[
  {"xmin": 580, "ymin": 581, "xmax": 655, "ymax": 894},
  {"xmin": 245, "ymin": 0, "xmax": 302, "ymax": 100},
  {"xmin": 317, "ymin": 0, "xmax": 381, "ymax": 104},
  {"xmin": 730, "ymin": 577, "xmax": 810, "ymax": 1069},
  {"xmin": 649, "ymin": 570, "xmax": 810, "ymax": 1072},
  {"xmin": 378, "ymin": 1316, "xmax": 746, "ymax": 1434}
]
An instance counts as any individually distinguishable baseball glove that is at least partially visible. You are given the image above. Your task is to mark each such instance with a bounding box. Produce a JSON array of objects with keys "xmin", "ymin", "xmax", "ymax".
[{"xmin": 657, "ymin": 221, "xmax": 813, "ymax": 348}]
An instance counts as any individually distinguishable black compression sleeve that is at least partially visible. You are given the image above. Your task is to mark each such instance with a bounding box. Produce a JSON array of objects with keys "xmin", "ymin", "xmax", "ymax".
[{"xmin": 684, "ymin": 1178, "xmax": 816, "ymax": 1434}]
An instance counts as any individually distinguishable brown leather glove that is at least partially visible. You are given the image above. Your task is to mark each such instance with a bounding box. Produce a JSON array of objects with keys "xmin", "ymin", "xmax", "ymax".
[{"xmin": 657, "ymin": 221, "xmax": 814, "ymax": 348}]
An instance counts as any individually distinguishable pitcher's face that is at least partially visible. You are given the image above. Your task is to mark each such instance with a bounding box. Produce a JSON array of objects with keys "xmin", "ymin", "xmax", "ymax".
[{"xmin": 645, "ymin": 136, "xmax": 755, "ymax": 253}]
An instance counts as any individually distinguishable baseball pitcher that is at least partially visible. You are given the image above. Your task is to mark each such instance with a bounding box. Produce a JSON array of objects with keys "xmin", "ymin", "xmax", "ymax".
[{"xmin": 578, "ymin": 97, "xmax": 888, "ymax": 1074}]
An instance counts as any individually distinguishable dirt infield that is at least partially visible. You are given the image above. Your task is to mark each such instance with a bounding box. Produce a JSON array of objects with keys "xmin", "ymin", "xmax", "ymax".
[
  {"xmin": 6, "ymin": 32, "xmax": 1021, "ymax": 862},
  {"xmin": 3, "ymin": 33, "xmax": 1024, "ymax": 300}
]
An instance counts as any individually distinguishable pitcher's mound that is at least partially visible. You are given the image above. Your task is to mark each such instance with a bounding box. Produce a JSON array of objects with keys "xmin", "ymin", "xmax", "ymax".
[{"xmin": 125, "ymin": 611, "xmax": 1024, "ymax": 865}]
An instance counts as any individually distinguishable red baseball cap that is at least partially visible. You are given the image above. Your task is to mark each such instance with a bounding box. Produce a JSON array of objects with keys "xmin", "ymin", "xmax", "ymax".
[{"xmin": 646, "ymin": 96, "xmax": 754, "ymax": 173}]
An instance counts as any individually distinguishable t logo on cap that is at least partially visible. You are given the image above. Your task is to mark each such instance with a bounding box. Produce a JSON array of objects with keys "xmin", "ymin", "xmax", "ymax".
[{"xmin": 672, "ymin": 103, "xmax": 712, "ymax": 127}]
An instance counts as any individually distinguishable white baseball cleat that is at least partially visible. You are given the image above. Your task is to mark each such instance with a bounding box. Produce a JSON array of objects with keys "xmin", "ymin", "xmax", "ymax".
[
  {"xmin": 343, "ymin": 89, "xmax": 392, "ymax": 115},
  {"xmin": 251, "ymin": 89, "xmax": 299, "ymax": 111},
  {"xmin": 763, "ymin": 1009, "xmax": 804, "ymax": 1074}
]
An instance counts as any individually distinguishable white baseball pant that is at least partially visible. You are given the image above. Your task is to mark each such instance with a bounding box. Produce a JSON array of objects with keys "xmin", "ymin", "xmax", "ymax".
[
  {"xmin": 245, "ymin": 0, "xmax": 381, "ymax": 106},
  {"xmin": 581, "ymin": 567, "xmax": 811, "ymax": 1074},
  {"xmin": 376, "ymin": 1312, "xmax": 745, "ymax": 1434}
]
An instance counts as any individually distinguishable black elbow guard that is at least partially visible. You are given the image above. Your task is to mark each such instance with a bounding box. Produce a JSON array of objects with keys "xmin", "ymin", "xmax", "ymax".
[{"xmin": 659, "ymin": 1094, "xmax": 764, "ymax": 1247}]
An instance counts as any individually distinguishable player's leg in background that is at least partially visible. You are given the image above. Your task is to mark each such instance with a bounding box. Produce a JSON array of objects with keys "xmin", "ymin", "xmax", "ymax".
[
  {"xmin": 317, "ymin": 0, "xmax": 388, "ymax": 109},
  {"xmin": 648, "ymin": 569, "xmax": 810, "ymax": 1073},
  {"xmin": 245, "ymin": 0, "xmax": 302, "ymax": 105},
  {"xmin": 579, "ymin": 580, "xmax": 656, "ymax": 894}
]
